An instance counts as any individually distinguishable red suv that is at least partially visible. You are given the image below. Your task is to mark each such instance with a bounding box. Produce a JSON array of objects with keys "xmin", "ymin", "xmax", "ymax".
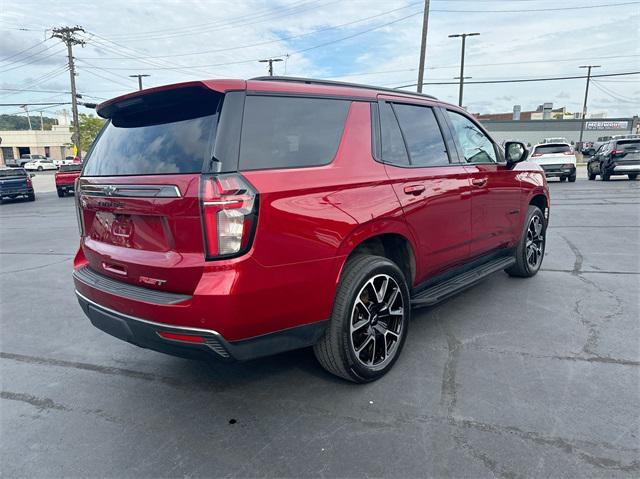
[{"xmin": 73, "ymin": 77, "xmax": 549, "ymax": 382}]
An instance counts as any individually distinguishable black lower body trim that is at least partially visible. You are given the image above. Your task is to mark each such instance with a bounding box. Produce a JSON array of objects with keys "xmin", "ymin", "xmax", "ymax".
[{"xmin": 76, "ymin": 291, "xmax": 327, "ymax": 361}]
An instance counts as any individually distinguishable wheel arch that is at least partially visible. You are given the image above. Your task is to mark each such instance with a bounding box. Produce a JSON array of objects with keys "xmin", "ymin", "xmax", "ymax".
[{"xmin": 336, "ymin": 221, "xmax": 417, "ymax": 288}]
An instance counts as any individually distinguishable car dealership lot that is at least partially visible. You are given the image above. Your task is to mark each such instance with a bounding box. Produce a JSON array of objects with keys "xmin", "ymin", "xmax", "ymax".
[{"xmin": 1, "ymin": 176, "xmax": 638, "ymax": 478}]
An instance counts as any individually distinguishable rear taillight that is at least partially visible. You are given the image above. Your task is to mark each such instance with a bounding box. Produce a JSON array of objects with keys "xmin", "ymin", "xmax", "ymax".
[
  {"xmin": 201, "ymin": 174, "xmax": 258, "ymax": 259},
  {"xmin": 611, "ymin": 149, "xmax": 624, "ymax": 155},
  {"xmin": 25, "ymin": 177, "xmax": 32, "ymax": 187},
  {"xmin": 563, "ymin": 150, "xmax": 574, "ymax": 155},
  {"xmin": 532, "ymin": 153, "xmax": 542, "ymax": 157},
  {"xmin": 75, "ymin": 177, "xmax": 84, "ymax": 236},
  {"xmin": 562, "ymin": 163, "xmax": 574, "ymax": 168}
]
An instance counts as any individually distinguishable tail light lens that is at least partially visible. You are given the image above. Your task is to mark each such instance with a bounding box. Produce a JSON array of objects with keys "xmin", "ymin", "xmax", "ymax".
[
  {"xmin": 532, "ymin": 152, "xmax": 542, "ymax": 157},
  {"xmin": 562, "ymin": 163, "xmax": 574, "ymax": 168},
  {"xmin": 201, "ymin": 174, "xmax": 258, "ymax": 259},
  {"xmin": 563, "ymin": 150, "xmax": 574, "ymax": 155},
  {"xmin": 611, "ymin": 149, "xmax": 624, "ymax": 155},
  {"xmin": 75, "ymin": 177, "xmax": 85, "ymax": 236},
  {"xmin": 25, "ymin": 176, "xmax": 32, "ymax": 187}
]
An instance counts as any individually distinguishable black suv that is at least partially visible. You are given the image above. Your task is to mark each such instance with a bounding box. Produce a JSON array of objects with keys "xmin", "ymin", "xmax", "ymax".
[{"xmin": 588, "ymin": 139, "xmax": 640, "ymax": 181}]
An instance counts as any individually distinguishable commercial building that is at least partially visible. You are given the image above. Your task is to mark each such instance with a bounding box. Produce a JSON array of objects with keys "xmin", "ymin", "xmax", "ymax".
[
  {"xmin": 480, "ymin": 116, "xmax": 639, "ymax": 146},
  {"xmin": 0, "ymin": 124, "xmax": 73, "ymax": 166}
]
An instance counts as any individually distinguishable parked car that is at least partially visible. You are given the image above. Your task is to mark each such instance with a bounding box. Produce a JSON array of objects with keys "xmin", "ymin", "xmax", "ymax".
[
  {"xmin": 55, "ymin": 164, "xmax": 83, "ymax": 197},
  {"xmin": 587, "ymin": 138, "xmax": 640, "ymax": 181},
  {"xmin": 529, "ymin": 142, "xmax": 577, "ymax": 182},
  {"xmin": 5, "ymin": 154, "xmax": 46, "ymax": 167},
  {"xmin": 73, "ymin": 77, "xmax": 549, "ymax": 382},
  {"xmin": 0, "ymin": 168, "xmax": 35, "ymax": 202},
  {"xmin": 541, "ymin": 137, "xmax": 569, "ymax": 144},
  {"xmin": 23, "ymin": 158, "xmax": 57, "ymax": 171},
  {"xmin": 53, "ymin": 157, "xmax": 76, "ymax": 168}
]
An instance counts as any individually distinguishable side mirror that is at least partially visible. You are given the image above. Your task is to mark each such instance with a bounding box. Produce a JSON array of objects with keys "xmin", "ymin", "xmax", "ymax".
[{"xmin": 504, "ymin": 141, "xmax": 529, "ymax": 168}]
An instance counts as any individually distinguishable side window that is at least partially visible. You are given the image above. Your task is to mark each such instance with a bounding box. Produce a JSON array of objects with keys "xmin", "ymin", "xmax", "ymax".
[
  {"xmin": 379, "ymin": 102, "xmax": 409, "ymax": 166},
  {"xmin": 239, "ymin": 96, "xmax": 350, "ymax": 171},
  {"xmin": 392, "ymin": 103, "xmax": 450, "ymax": 167},
  {"xmin": 446, "ymin": 110, "xmax": 497, "ymax": 164}
]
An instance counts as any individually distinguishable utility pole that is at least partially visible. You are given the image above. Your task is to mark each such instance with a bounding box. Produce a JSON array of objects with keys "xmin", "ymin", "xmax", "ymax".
[
  {"xmin": 449, "ymin": 32, "xmax": 480, "ymax": 107},
  {"xmin": 52, "ymin": 26, "xmax": 85, "ymax": 160},
  {"xmin": 40, "ymin": 111, "xmax": 44, "ymax": 131},
  {"xmin": 21, "ymin": 105, "xmax": 32, "ymax": 130},
  {"xmin": 129, "ymin": 74, "xmax": 150, "ymax": 91},
  {"xmin": 416, "ymin": 0, "xmax": 431, "ymax": 93},
  {"xmin": 578, "ymin": 65, "xmax": 601, "ymax": 144},
  {"xmin": 258, "ymin": 58, "xmax": 283, "ymax": 76}
]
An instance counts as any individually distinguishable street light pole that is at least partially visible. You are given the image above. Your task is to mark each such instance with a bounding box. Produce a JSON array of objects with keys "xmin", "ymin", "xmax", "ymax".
[
  {"xmin": 258, "ymin": 58, "xmax": 283, "ymax": 76},
  {"xmin": 129, "ymin": 74, "xmax": 150, "ymax": 91},
  {"xmin": 416, "ymin": 0, "xmax": 431, "ymax": 93},
  {"xmin": 449, "ymin": 32, "xmax": 480, "ymax": 107},
  {"xmin": 578, "ymin": 65, "xmax": 601, "ymax": 144}
]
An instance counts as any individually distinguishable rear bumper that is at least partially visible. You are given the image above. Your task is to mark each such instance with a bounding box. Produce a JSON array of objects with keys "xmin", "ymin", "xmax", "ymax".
[
  {"xmin": 75, "ymin": 286, "xmax": 328, "ymax": 362},
  {"xmin": 541, "ymin": 165, "xmax": 576, "ymax": 178},
  {"xmin": 612, "ymin": 164, "xmax": 640, "ymax": 174},
  {"xmin": 0, "ymin": 187, "xmax": 33, "ymax": 197}
]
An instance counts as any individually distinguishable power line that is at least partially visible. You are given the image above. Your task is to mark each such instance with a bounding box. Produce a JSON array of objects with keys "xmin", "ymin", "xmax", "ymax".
[
  {"xmin": 429, "ymin": 1, "xmax": 640, "ymax": 13},
  {"xmin": 394, "ymin": 71, "xmax": 640, "ymax": 88},
  {"xmin": 0, "ymin": 38, "xmax": 48, "ymax": 63},
  {"xmin": 79, "ymin": 2, "xmax": 423, "ymax": 60},
  {"xmin": 0, "ymin": 47, "xmax": 66, "ymax": 74}
]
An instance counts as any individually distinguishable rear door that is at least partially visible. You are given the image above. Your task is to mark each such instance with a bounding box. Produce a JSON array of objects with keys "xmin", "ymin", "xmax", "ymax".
[
  {"xmin": 377, "ymin": 98, "xmax": 472, "ymax": 280},
  {"xmin": 443, "ymin": 108, "xmax": 522, "ymax": 258},
  {"xmin": 77, "ymin": 86, "xmax": 225, "ymax": 295}
]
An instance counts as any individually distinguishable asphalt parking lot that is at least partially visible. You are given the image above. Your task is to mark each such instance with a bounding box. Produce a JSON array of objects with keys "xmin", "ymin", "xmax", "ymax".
[{"xmin": 1, "ymin": 171, "xmax": 639, "ymax": 478}]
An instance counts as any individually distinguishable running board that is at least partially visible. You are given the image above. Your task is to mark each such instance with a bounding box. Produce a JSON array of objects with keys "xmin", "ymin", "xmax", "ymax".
[{"xmin": 411, "ymin": 256, "xmax": 516, "ymax": 307}]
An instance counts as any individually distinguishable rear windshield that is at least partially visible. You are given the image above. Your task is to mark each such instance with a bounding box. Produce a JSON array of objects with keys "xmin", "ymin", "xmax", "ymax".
[
  {"xmin": 617, "ymin": 140, "xmax": 640, "ymax": 148},
  {"xmin": 60, "ymin": 164, "xmax": 83, "ymax": 172},
  {"xmin": 534, "ymin": 144, "xmax": 571, "ymax": 155},
  {"xmin": 239, "ymin": 96, "xmax": 350, "ymax": 171},
  {"xmin": 84, "ymin": 87, "xmax": 220, "ymax": 176},
  {"xmin": 0, "ymin": 169, "xmax": 26, "ymax": 177}
]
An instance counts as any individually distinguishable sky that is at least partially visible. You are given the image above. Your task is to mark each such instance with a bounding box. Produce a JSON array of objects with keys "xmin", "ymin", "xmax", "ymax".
[{"xmin": 1, "ymin": 0, "xmax": 639, "ymax": 122}]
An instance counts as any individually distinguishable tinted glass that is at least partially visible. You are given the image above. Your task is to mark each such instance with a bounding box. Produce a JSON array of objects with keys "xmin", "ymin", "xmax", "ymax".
[
  {"xmin": 447, "ymin": 111, "xmax": 496, "ymax": 163},
  {"xmin": 239, "ymin": 96, "xmax": 350, "ymax": 170},
  {"xmin": 83, "ymin": 115, "xmax": 216, "ymax": 176},
  {"xmin": 534, "ymin": 144, "xmax": 571, "ymax": 155},
  {"xmin": 379, "ymin": 102, "xmax": 409, "ymax": 166},
  {"xmin": 0, "ymin": 169, "xmax": 26, "ymax": 177},
  {"xmin": 617, "ymin": 140, "xmax": 640, "ymax": 148},
  {"xmin": 60, "ymin": 164, "xmax": 83, "ymax": 172},
  {"xmin": 393, "ymin": 104, "xmax": 448, "ymax": 166}
]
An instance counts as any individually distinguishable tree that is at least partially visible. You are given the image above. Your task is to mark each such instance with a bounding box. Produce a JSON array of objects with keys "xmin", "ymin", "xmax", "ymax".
[
  {"xmin": 77, "ymin": 113, "xmax": 105, "ymax": 152},
  {"xmin": 0, "ymin": 114, "xmax": 57, "ymax": 131}
]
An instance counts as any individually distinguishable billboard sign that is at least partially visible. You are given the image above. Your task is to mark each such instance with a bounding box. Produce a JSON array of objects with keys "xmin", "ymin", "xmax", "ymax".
[{"xmin": 585, "ymin": 121, "xmax": 629, "ymax": 130}]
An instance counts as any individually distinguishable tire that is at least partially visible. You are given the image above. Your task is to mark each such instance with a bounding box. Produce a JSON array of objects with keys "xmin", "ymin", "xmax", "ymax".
[
  {"xmin": 506, "ymin": 205, "xmax": 546, "ymax": 278},
  {"xmin": 37, "ymin": 166, "xmax": 43, "ymax": 171},
  {"xmin": 57, "ymin": 188, "xmax": 65, "ymax": 198},
  {"xmin": 588, "ymin": 170, "xmax": 596, "ymax": 180},
  {"xmin": 27, "ymin": 193, "xmax": 35, "ymax": 202},
  {"xmin": 601, "ymin": 168, "xmax": 610, "ymax": 181},
  {"xmin": 568, "ymin": 174, "xmax": 576, "ymax": 183},
  {"xmin": 629, "ymin": 174, "xmax": 638, "ymax": 180},
  {"xmin": 559, "ymin": 176, "xmax": 566, "ymax": 182},
  {"xmin": 313, "ymin": 255, "xmax": 410, "ymax": 383}
]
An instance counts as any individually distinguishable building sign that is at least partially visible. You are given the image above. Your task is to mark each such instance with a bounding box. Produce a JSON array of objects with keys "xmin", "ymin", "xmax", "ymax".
[{"xmin": 585, "ymin": 121, "xmax": 629, "ymax": 130}]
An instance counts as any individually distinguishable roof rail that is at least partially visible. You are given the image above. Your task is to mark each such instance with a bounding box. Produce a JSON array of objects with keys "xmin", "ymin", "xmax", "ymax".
[{"xmin": 250, "ymin": 76, "xmax": 437, "ymax": 100}]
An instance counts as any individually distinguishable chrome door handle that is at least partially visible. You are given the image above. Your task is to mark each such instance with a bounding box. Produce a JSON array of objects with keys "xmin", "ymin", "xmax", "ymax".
[
  {"xmin": 471, "ymin": 177, "xmax": 488, "ymax": 187},
  {"xmin": 404, "ymin": 185, "xmax": 426, "ymax": 195}
]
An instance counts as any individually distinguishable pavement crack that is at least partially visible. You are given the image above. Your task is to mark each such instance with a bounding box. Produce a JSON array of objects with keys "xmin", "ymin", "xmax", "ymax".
[
  {"xmin": 0, "ymin": 256, "xmax": 73, "ymax": 275},
  {"xmin": 439, "ymin": 324, "xmax": 462, "ymax": 418},
  {"xmin": 562, "ymin": 235, "xmax": 583, "ymax": 275},
  {"xmin": 1, "ymin": 391, "xmax": 68, "ymax": 411}
]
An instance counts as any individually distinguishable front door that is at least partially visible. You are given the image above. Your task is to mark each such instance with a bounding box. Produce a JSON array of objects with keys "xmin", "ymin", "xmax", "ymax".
[
  {"xmin": 443, "ymin": 109, "xmax": 522, "ymax": 258},
  {"xmin": 376, "ymin": 99, "xmax": 473, "ymax": 282}
]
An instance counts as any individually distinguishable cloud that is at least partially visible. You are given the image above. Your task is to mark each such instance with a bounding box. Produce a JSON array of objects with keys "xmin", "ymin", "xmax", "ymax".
[{"xmin": 0, "ymin": 0, "xmax": 638, "ymax": 118}]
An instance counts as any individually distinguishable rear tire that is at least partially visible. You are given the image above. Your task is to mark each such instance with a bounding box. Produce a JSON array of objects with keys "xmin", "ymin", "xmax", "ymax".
[
  {"xmin": 313, "ymin": 255, "xmax": 410, "ymax": 383},
  {"xmin": 506, "ymin": 205, "xmax": 546, "ymax": 278},
  {"xmin": 588, "ymin": 170, "xmax": 596, "ymax": 180},
  {"xmin": 559, "ymin": 176, "xmax": 567, "ymax": 182},
  {"xmin": 57, "ymin": 188, "xmax": 65, "ymax": 198},
  {"xmin": 27, "ymin": 193, "xmax": 35, "ymax": 202},
  {"xmin": 568, "ymin": 174, "xmax": 576, "ymax": 183},
  {"xmin": 629, "ymin": 174, "xmax": 638, "ymax": 180},
  {"xmin": 601, "ymin": 168, "xmax": 610, "ymax": 181}
]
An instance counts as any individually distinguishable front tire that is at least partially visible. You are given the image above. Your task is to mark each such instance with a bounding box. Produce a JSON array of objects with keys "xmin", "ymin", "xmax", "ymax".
[
  {"xmin": 601, "ymin": 168, "xmax": 610, "ymax": 181},
  {"xmin": 313, "ymin": 255, "xmax": 410, "ymax": 383},
  {"xmin": 506, "ymin": 205, "xmax": 546, "ymax": 278}
]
